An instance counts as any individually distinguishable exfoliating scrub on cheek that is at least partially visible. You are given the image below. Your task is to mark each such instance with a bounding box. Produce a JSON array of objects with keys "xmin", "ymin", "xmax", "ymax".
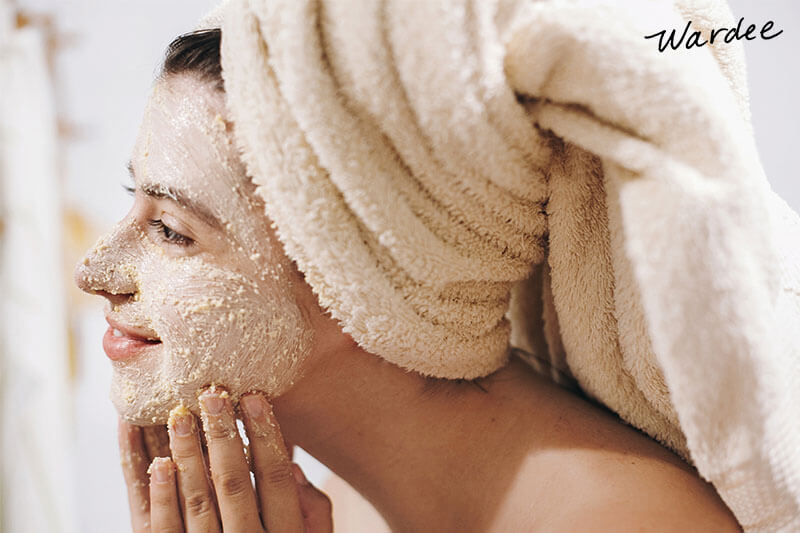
[
  {"xmin": 78, "ymin": 76, "xmax": 314, "ymax": 425},
  {"xmin": 110, "ymin": 235, "xmax": 311, "ymax": 425}
]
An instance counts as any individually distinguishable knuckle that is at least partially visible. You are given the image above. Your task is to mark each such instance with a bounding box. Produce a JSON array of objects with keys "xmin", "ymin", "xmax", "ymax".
[
  {"xmin": 264, "ymin": 463, "xmax": 295, "ymax": 487},
  {"xmin": 150, "ymin": 491, "xmax": 174, "ymax": 510},
  {"xmin": 169, "ymin": 447, "xmax": 197, "ymax": 463},
  {"xmin": 183, "ymin": 491, "xmax": 214, "ymax": 518},
  {"xmin": 203, "ymin": 421, "xmax": 237, "ymax": 442},
  {"xmin": 214, "ymin": 470, "xmax": 252, "ymax": 498}
]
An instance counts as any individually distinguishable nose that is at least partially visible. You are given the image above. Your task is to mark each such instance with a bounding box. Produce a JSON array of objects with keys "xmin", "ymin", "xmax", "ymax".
[
  {"xmin": 73, "ymin": 262, "xmax": 132, "ymax": 307},
  {"xmin": 74, "ymin": 220, "xmax": 139, "ymax": 304}
]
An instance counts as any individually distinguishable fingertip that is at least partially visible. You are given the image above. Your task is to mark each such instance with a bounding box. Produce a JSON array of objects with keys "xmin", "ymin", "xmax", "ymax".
[
  {"xmin": 148, "ymin": 457, "xmax": 183, "ymax": 532},
  {"xmin": 240, "ymin": 394, "xmax": 280, "ymax": 443},
  {"xmin": 148, "ymin": 456, "xmax": 175, "ymax": 484},
  {"xmin": 295, "ymin": 476, "xmax": 333, "ymax": 531},
  {"xmin": 291, "ymin": 462, "xmax": 309, "ymax": 486},
  {"xmin": 199, "ymin": 386, "xmax": 232, "ymax": 420},
  {"xmin": 239, "ymin": 392, "xmax": 270, "ymax": 421}
]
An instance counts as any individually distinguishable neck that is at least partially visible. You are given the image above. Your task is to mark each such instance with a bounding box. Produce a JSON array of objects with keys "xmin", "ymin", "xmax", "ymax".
[{"xmin": 273, "ymin": 339, "xmax": 546, "ymax": 532}]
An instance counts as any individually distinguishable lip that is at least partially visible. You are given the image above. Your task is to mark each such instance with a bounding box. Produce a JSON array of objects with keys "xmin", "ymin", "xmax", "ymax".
[{"xmin": 103, "ymin": 316, "xmax": 161, "ymax": 362}]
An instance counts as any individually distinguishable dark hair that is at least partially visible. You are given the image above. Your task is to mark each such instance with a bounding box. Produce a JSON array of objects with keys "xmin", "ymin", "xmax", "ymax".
[{"xmin": 160, "ymin": 29, "xmax": 224, "ymax": 91}]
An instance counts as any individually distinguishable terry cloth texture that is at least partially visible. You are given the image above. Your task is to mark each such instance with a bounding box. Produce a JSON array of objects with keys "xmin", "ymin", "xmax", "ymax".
[{"xmin": 198, "ymin": 0, "xmax": 800, "ymax": 530}]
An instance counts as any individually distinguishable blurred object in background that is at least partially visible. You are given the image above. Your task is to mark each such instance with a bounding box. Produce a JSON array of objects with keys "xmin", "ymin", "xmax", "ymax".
[{"xmin": 0, "ymin": 1, "xmax": 76, "ymax": 532}]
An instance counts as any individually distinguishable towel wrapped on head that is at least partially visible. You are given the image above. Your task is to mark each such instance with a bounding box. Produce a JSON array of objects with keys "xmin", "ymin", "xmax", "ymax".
[{"xmin": 198, "ymin": 1, "xmax": 800, "ymax": 530}]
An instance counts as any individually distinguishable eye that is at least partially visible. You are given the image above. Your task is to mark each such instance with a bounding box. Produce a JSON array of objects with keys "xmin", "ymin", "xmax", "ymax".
[
  {"xmin": 147, "ymin": 219, "xmax": 194, "ymax": 247},
  {"xmin": 122, "ymin": 183, "xmax": 136, "ymax": 196}
]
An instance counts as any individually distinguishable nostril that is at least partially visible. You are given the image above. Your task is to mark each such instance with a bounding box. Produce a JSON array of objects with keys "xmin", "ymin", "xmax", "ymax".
[{"xmin": 92, "ymin": 290, "xmax": 132, "ymax": 306}]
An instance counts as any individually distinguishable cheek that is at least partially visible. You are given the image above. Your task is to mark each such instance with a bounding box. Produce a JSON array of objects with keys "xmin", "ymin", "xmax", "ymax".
[
  {"xmin": 153, "ymin": 269, "xmax": 272, "ymax": 378},
  {"xmin": 115, "ymin": 252, "xmax": 314, "ymax": 424}
]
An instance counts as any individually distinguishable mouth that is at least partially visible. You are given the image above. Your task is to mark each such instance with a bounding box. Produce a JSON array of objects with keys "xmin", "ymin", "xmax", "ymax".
[{"xmin": 103, "ymin": 315, "xmax": 161, "ymax": 362}]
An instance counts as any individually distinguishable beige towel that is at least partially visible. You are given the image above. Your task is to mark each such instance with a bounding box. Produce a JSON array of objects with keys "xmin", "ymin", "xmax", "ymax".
[{"xmin": 198, "ymin": 0, "xmax": 800, "ymax": 530}]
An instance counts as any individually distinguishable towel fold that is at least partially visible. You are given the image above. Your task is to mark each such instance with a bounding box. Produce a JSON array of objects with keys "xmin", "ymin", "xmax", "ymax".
[{"xmin": 199, "ymin": 1, "xmax": 800, "ymax": 530}]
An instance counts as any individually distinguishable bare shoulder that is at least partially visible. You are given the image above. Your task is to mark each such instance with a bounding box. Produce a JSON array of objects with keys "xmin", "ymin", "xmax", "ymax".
[{"xmin": 486, "ymin": 361, "xmax": 742, "ymax": 532}]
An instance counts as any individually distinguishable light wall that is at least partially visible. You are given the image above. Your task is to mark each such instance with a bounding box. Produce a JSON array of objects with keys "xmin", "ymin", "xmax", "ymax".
[{"xmin": 728, "ymin": 0, "xmax": 799, "ymax": 208}]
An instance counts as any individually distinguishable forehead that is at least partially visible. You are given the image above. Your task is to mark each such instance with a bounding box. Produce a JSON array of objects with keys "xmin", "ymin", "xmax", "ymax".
[
  {"xmin": 131, "ymin": 74, "xmax": 248, "ymax": 198},
  {"xmin": 135, "ymin": 75, "xmax": 229, "ymax": 154}
]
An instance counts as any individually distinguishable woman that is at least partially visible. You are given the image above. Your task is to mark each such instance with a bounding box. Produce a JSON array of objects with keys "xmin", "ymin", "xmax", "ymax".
[{"xmin": 73, "ymin": 26, "xmax": 742, "ymax": 532}]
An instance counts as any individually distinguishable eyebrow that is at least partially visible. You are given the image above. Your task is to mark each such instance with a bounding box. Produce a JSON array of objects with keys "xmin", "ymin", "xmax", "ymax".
[{"xmin": 127, "ymin": 161, "xmax": 223, "ymax": 231}]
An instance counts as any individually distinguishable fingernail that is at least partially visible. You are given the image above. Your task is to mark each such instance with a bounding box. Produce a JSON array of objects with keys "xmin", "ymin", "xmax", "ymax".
[
  {"xmin": 240, "ymin": 394, "xmax": 265, "ymax": 421},
  {"xmin": 169, "ymin": 414, "xmax": 194, "ymax": 437},
  {"xmin": 200, "ymin": 390, "xmax": 227, "ymax": 415},
  {"xmin": 291, "ymin": 463, "xmax": 309, "ymax": 486},
  {"xmin": 150, "ymin": 457, "xmax": 172, "ymax": 484},
  {"xmin": 240, "ymin": 394, "xmax": 276, "ymax": 438}
]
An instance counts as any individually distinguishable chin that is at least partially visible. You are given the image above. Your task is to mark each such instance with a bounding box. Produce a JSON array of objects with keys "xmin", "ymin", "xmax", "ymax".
[
  {"xmin": 112, "ymin": 395, "xmax": 169, "ymax": 426},
  {"xmin": 110, "ymin": 377, "xmax": 191, "ymax": 426}
]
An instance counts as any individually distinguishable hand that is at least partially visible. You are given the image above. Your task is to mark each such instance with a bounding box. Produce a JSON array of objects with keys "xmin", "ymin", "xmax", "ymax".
[{"xmin": 118, "ymin": 389, "xmax": 333, "ymax": 532}]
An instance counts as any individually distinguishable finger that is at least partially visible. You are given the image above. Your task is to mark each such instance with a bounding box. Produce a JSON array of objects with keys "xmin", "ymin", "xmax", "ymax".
[
  {"xmin": 148, "ymin": 457, "xmax": 183, "ymax": 533},
  {"xmin": 240, "ymin": 393, "xmax": 304, "ymax": 533},
  {"xmin": 168, "ymin": 406, "xmax": 221, "ymax": 532},
  {"xmin": 292, "ymin": 463, "xmax": 333, "ymax": 533},
  {"xmin": 199, "ymin": 388, "xmax": 263, "ymax": 532},
  {"xmin": 118, "ymin": 419, "xmax": 152, "ymax": 533},
  {"xmin": 197, "ymin": 425, "xmax": 219, "ymax": 512},
  {"xmin": 143, "ymin": 425, "xmax": 171, "ymax": 461},
  {"xmin": 286, "ymin": 441, "xmax": 295, "ymax": 462}
]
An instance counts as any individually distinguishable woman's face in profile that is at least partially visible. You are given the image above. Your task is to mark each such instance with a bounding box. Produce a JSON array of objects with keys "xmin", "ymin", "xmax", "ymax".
[{"xmin": 75, "ymin": 74, "xmax": 314, "ymax": 425}]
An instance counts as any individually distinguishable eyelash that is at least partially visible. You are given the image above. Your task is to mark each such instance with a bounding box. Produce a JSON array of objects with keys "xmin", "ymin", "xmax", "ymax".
[
  {"xmin": 148, "ymin": 219, "xmax": 194, "ymax": 247},
  {"xmin": 122, "ymin": 183, "xmax": 193, "ymax": 247}
]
